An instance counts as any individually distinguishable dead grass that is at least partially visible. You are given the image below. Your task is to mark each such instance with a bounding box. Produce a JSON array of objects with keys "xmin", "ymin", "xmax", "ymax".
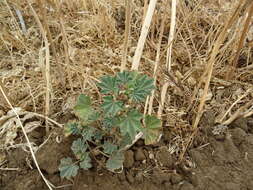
[{"xmin": 1, "ymin": 0, "xmax": 253, "ymax": 168}]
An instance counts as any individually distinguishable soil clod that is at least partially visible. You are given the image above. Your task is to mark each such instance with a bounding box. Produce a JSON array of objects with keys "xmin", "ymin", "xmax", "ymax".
[
  {"xmin": 124, "ymin": 150, "xmax": 134, "ymax": 169},
  {"xmin": 134, "ymin": 148, "xmax": 146, "ymax": 161},
  {"xmin": 156, "ymin": 146, "xmax": 173, "ymax": 168},
  {"xmin": 230, "ymin": 118, "xmax": 248, "ymax": 132}
]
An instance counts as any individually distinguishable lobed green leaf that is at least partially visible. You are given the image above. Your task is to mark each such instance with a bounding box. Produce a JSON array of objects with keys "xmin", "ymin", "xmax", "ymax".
[
  {"xmin": 142, "ymin": 115, "xmax": 162, "ymax": 145},
  {"xmin": 64, "ymin": 122, "xmax": 80, "ymax": 136},
  {"xmin": 128, "ymin": 74, "xmax": 155, "ymax": 102},
  {"xmin": 71, "ymin": 138, "xmax": 87, "ymax": 159},
  {"xmin": 79, "ymin": 152, "xmax": 92, "ymax": 170},
  {"xmin": 101, "ymin": 96, "xmax": 123, "ymax": 116},
  {"xmin": 74, "ymin": 94, "xmax": 93, "ymax": 122},
  {"xmin": 116, "ymin": 71, "xmax": 134, "ymax": 84},
  {"xmin": 59, "ymin": 157, "xmax": 79, "ymax": 179},
  {"xmin": 102, "ymin": 141, "xmax": 118, "ymax": 155},
  {"xmin": 97, "ymin": 75, "xmax": 119, "ymax": 94},
  {"xmin": 102, "ymin": 117, "xmax": 120, "ymax": 131},
  {"xmin": 93, "ymin": 130, "xmax": 103, "ymax": 141},
  {"xmin": 106, "ymin": 151, "xmax": 124, "ymax": 171},
  {"xmin": 81, "ymin": 126, "xmax": 96, "ymax": 141},
  {"xmin": 119, "ymin": 134, "xmax": 132, "ymax": 149},
  {"xmin": 119, "ymin": 110, "xmax": 142, "ymax": 140},
  {"xmin": 87, "ymin": 111, "xmax": 100, "ymax": 123}
]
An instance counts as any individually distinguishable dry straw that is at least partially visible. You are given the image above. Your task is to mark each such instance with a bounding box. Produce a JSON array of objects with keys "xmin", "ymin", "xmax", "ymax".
[
  {"xmin": 157, "ymin": 0, "xmax": 177, "ymax": 119},
  {"xmin": 226, "ymin": 0, "xmax": 253, "ymax": 79},
  {"xmin": 126, "ymin": 0, "xmax": 158, "ymax": 149},
  {"xmin": 26, "ymin": 0, "xmax": 51, "ymax": 133},
  {"xmin": 131, "ymin": 0, "xmax": 157, "ymax": 71},
  {"xmin": 148, "ymin": 2, "xmax": 167, "ymax": 115},
  {"xmin": 0, "ymin": 85, "xmax": 53, "ymax": 190},
  {"xmin": 180, "ymin": 0, "xmax": 248, "ymax": 160},
  {"xmin": 121, "ymin": 0, "xmax": 131, "ymax": 72}
]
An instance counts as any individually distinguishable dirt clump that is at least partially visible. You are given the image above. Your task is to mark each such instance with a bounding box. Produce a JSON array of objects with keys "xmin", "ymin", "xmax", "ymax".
[
  {"xmin": 156, "ymin": 146, "xmax": 173, "ymax": 168},
  {"xmin": 36, "ymin": 134, "xmax": 72, "ymax": 174},
  {"xmin": 124, "ymin": 150, "xmax": 134, "ymax": 168},
  {"xmin": 134, "ymin": 148, "xmax": 146, "ymax": 161},
  {"xmin": 230, "ymin": 118, "xmax": 248, "ymax": 132}
]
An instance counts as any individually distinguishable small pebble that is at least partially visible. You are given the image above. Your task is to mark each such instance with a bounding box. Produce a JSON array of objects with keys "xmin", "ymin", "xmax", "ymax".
[{"xmin": 149, "ymin": 152, "xmax": 155, "ymax": 159}]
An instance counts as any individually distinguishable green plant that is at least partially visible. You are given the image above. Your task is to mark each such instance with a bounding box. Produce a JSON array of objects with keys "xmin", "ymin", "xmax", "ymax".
[{"xmin": 59, "ymin": 71, "xmax": 162, "ymax": 179}]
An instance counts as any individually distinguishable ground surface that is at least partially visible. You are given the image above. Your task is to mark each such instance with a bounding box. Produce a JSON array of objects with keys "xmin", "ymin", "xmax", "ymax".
[
  {"xmin": 1, "ymin": 0, "xmax": 253, "ymax": 190},
  {"xmin": 1, "ymin": 114, "xmax": 253, "ymax": 190}
]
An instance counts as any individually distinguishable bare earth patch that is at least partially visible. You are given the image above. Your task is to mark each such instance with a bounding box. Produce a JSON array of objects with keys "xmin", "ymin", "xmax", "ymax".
[{"xmin": 1, "ymin": 116, "xmax": 253, "ymax": 190}]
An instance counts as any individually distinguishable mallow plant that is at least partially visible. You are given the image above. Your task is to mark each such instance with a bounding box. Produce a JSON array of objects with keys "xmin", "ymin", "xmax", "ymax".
[{"xmin": 59, "ymin": 71, "xmax": 162, "ymax": 179}]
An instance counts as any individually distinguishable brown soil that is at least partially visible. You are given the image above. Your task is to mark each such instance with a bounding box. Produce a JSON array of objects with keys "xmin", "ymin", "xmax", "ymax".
[{"xmin": 1, "ymin": 115, "xmax": 253, "ymax": 190}]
